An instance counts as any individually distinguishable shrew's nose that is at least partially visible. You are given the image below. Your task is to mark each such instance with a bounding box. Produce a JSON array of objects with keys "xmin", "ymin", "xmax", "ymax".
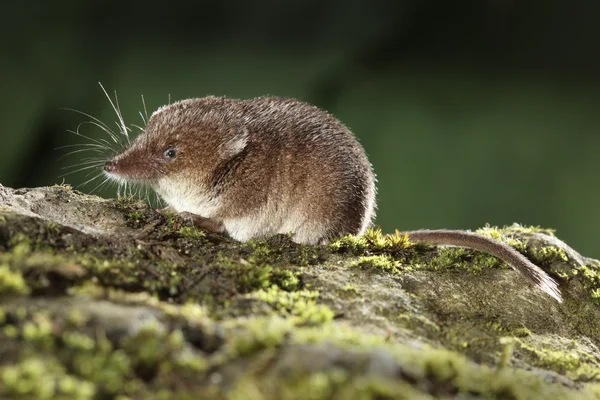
[{"xmin": 104, "ymin": 160, "xmax": 116, "ymax": 173}]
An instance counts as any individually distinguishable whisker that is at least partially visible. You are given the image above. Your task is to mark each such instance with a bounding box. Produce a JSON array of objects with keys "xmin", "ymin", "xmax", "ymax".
[
  {"xmin": 141, "ymin": 94, "xmax": 149, "ymax": 123},
  {"xmin": 99, "ymin": 82, "xmax": 129, "ymax": 144},
  {"xmin": 89, "ymin": 176, "xmax": 112, "ymax": 194},
  {"xmin": 131, "ymin": 124, "xmax": 145, "ymax": 132},
  {"xmin": 55, "ymin": 143, "xmax": 109, "ymax": 151},
  {"xmin": 80, "ymin": 172, "xmax": 104, "ymax": 188},
  {"xmin": 82, "ymin": 167, "xmax": 104, "ymax": 179},
  {"xmin": 145, "ymin": 187, "xmax": 152, "ymax": 207},
  {"xmin": 58, "ymin": 163, "xmax": 104, "ymax": 178},
  {"xmin": 61, "ymin": 107, "xmax": 118, "ymax": 138},
  {"xmin": 57, "ymin": 147, "xmax": 108, "ymax": 161},
  {"xmin": 60, "ymin": 160, "xmax": 104, "ymax": 171},
  {"xmin": 71, "ymin": 122, "xmax": 120, "ymax": 146}
]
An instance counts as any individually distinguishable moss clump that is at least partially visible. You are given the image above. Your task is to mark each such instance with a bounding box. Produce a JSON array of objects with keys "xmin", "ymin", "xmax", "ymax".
[
  {"xmin": 241, "ymin": 236, "xmax": 327, "ymax": 268},
  {"xmin": 532, "ymin": 246, "xmax": 569, "ymax": 264},
  {"xmin": 331, "ymin": 228, "xmax": 412, "ymax": 256},
  {"xmin": 218, "ymin": 256, "xmax": 274, "ymax": 293},
  {"xmin": 0, "ymin": 264, "xmax": 30, "ymax": 295},
  {"xmin": 572, "ymin": 262, "xmax": 600, "ymax": 303},
  {"xmin": 1, "ymin": 358, "xmax": 96, "ymax": 400},
  {"xmin": 177, "ymin": 226, "xmax": 205, "ymax": 240},
  {"xmin": 271, "ymin": 269, "xmax": 301, "ymax": 291},
  {"xmin": 398, "ymin": 314, "xmax": 441, "ymax": 333},
  {"xmin": 330, "ymin": 235, "xmax": 368, "ymax": 254},
  {"xmin": 349, "ymin": 255, "xmax": 400, "ymax": 274},
  {"xmin": 512, "ymin": 328, "xmax": 532, "ymax": 338},
  {"xmin": 126, "ymin": 211, "xmax": 146, "ymax": 223},
  {"xmin": 363, "ymin": 228, "xmax": 412, "ymax": 253},
  {"xmin": 477, "ymin": 223, "xmax": 556, "ymax": 238},
  {"xmin": 518, "ymin": 338, "xmax": 600, "ymax": 380},
  {"xmin": 475, "ymin": 225, "xmax": 530, "ymax": 254},
  {"xmin": 229, "ymin": 316, "xmax": 295, "ymax": 357},
  {"xmin": 249, "ymin": 371, "xmax": 425, "ymax": 400},
  {"xmin": 251, "ymin": 286, "xmax": 334, "ymax": 325}
]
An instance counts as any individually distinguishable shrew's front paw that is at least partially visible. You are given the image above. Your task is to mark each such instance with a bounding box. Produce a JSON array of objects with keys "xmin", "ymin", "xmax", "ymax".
[{"xmin": 178, "ymin": 212, "xmax": 225, "ymax": 233}]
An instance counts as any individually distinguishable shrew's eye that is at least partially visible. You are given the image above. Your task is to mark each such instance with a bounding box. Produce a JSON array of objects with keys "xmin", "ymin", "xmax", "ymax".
[{"xmin": 164, "ymin": 148, "xmax": 177, "ymax": 159}]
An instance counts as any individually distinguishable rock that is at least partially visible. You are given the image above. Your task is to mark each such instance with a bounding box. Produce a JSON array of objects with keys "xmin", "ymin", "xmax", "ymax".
[{"xmin": 0, "ymin": 185, "xmax": 599, "ymax": 399}]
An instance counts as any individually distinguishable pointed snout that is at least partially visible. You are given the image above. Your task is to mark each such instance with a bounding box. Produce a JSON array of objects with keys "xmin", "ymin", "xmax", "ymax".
[{"xmin": 104, "ymin": 160, "xmax": 117, "ymax": 173}]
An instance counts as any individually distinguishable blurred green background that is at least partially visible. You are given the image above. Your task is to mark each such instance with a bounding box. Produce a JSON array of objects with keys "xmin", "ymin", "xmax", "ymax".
[{"xmin": 3, "ymin": 1, "xmax": 600, "ymax": 256}]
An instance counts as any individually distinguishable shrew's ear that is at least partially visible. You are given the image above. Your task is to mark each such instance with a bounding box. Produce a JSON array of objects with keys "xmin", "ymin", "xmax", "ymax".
[{"xmin": 220, "ymin": 126, "xmax": 248, "ymax": 159}]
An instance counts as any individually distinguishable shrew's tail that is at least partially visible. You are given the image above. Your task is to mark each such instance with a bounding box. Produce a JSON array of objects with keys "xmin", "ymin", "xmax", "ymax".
[{"xmin": 405, "ymin": 229, "xmax": 562, "ymax": 303}]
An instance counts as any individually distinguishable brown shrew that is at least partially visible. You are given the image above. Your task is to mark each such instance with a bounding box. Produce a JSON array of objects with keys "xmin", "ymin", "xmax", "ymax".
[{"xmin": 102, "ymin": 95, "xmax": 562, "ymax": 302}]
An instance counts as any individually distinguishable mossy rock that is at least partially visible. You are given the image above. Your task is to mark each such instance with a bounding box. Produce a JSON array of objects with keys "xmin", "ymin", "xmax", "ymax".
[{"xmin": 1, "ymin": 185, "xmax": 600, "ymax": 399}]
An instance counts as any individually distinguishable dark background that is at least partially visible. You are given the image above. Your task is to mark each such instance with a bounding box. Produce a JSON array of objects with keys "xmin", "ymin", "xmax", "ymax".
[{"xmin": 3, "ymin": 1, "xmax": 600, "ymax": 256}]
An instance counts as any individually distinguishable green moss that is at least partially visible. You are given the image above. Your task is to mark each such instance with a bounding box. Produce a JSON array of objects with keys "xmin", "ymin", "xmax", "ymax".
[
  {"xmin": 21, "ymin": 312, "xmax": 55, "ymax": 350},
  {"xmin": 349, "ymin": 255, "xmax": 400, "ymax": 274},
  {"xmin": 364, "ymin": 228, "xmax": 412, "ymax": 253},
  {"xmin": 243, "ymin": 238, "xmax": 276, "ymax": 264},
  {"xmin": 251, "ymin": 286, "xmax": 334, "ymax": 325},
  {"xmin": 532, "ymin": 246, "xmax": 569, "ymax": 264},
  {"xmin": 1, "ymin": 358, "xmax": 96, "ymax": 400},
  {"xmin": 0, "ymin": 264, "xmax": 30, "ymax": 295},
  {"xmin": 522, "ymin": 345, "xmax": 580, "ymax": 372},
  {"xmin": 518, "ymin": 338, "xmax": 600, "ymax": 380},
  {"xmin": 10, "ymin": 236, "xmax": 33, "ymax": 258},
  {"xmin": 219, "ymin": 255, "xmax": 274, "ymax": 293},
  {"xmin": 341, "ymin": 284, "xmax": 360, "ymax": 295},
  {"xmin": 229, "ymin": 316, "xmax": 294, "ymax": 357},
  {"xmin": 498, "ymin": 337, "xmax": 517, "ymax": 369},
  {"xmin": 3, "ymin": 188, "xmax": 600, "ymax": 398},
  {"xmin": 398, "ymin": 314, "xmax": 441, "ymax": 333},
  {"xmin": 177, "ymin": 226, "xmax": 205, "ymax": 240},
  {"xmin": 331, "ymin": 228, "xmax": 413, "ymax": 256},
  {"xmin": 4, "ymin": 325, "xmax": 19, "ymax": 338},
  {"xmin": 512, "ymin": 328, "xmax": 532, "ymax": 338},
  {"xmin": 486, "ymin": 321, "xmax": 507, "ymax": 334},
  {"xmin": 572, "ymin": 262, "xmax": 600, "ymax": 303},
  {"xmin": 252, "ymin": 371, "xmax": 426, "ymax": 400},
  {"xmin": 270, "ymin": 269, "xmax": 301, "ymax": 291},
  {"xmin": 291, "ymin": 325, "xmax": 598, "ymax": 399},
  {"xmin": 121, "ymin": 321, "xmax": 184, "ymax": 377},
  {"xmin": 330, "ymin": 235, "xmax": 368, "ymax": 254},
  {"xmin": 477, "ymin": 223, "xmax": 556, "ymax": 237},
  {"xmin": 126, "ymin": 211, "xmax": 146, "ymax": 223},
  {"xmin": 63, "ymin": 331, "xmax": 96, "ymax": 352},
  {"xmin": 70, "ymin": 342, "xmax": 135, "ymax": 395}
]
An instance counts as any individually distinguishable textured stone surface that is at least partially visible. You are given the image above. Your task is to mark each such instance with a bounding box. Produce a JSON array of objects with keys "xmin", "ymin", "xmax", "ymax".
[{"xmin": 0, "ymin": 185, "xmax": 599, "ymax": 399}]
